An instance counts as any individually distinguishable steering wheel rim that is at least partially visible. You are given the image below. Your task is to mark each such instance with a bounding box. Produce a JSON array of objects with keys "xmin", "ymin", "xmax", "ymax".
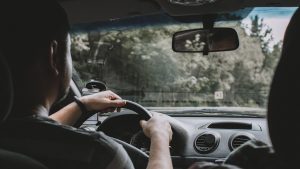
[
  {"xmin": 97, "ymin": 100, "xmax": 152, "ymax": 169},
  {"xmin": 121, "ymin": 100, "xmax": 152, "ymax": 120},
  {"xmin": 74, "ymin": 99, "xmax": 152, "ymax": 128},
  {"xmin": 111, "ymin": 137, "xmax": 149, "ymax": 169}
]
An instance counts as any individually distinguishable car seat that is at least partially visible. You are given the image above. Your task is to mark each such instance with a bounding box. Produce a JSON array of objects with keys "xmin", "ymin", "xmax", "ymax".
[
  {"xmin": 266, "ymin": 7, "xmax": 300, "ymax": 169},
  {"xmin": 0, "ymin": 52, "xmax": 48, "ymax": 169}
]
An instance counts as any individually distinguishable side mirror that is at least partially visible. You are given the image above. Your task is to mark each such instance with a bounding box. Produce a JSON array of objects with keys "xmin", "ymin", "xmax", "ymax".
[{"xmin": 172, "ymin": 28, "xmax": 239, "ymax": 53}]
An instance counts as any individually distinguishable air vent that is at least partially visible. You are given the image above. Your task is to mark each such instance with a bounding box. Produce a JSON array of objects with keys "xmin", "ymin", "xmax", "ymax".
[
  {"xmin": 229, "ymin": 133, "xmax": 255, "ymax": 150},
  {"xmin": 194, "ymin": 132, "xmax": 220, "ymax": 154}
]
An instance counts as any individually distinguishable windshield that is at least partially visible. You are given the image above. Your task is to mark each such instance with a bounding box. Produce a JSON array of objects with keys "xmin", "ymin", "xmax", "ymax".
[{"xmin": 71, "ymin": 7, "xmax": 297, "ymax": 116}]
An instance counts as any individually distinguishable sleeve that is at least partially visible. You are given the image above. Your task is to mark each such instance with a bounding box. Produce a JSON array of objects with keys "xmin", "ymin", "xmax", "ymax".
[
  {"xmin": 90, "ymin": 132, "xmax": 135, "ymax": 169},
  {"xmin": 105, "ymin": 143, "xmax": 135, "ymax": 169}
]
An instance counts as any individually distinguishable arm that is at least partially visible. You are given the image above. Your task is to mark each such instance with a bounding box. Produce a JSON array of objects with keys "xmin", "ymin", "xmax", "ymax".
[
  {"xmin": 50, "ymin": 90, "xmax": 126, "ymax": 126},
  {"xmin": 140, "ymin": 113, "xmax": 173, "ymax": 169},
  {"xmin": 49, "ymin": 101, "xmax": 82, "ymax": 126}
]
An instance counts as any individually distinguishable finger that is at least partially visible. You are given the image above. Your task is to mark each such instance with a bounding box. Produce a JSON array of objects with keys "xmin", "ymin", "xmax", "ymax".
[
  {"xmin": 150, "ymin": 111, "xmax": 160, "ymax": 116},
  {"xmin": 170, "ymin": 132, "xmax": 173, "ymax": 141},
  {"xmin": 140, "ymin": 120, "xmax": 147, "ymax": 128},
  {"xmin": 113, "ymin": 94, "xmax": 122, "ymax": 100},
  {"xmin": 108, "ymin": 100, "xmax": 126, "ymax": 107},
  {"xmin": 107, "ymin": 90, "xmax": 122, "ymax": 100}
]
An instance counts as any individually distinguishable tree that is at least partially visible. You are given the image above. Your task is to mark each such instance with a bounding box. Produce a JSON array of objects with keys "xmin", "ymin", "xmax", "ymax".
[{"xmin": 71, "ymin": 16, "xmax": 282, "ymax": 107}]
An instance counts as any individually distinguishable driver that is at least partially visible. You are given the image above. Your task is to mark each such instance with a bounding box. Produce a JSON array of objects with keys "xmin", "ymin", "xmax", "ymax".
[{"xmin": 0, "ymin": 0, "xmax": 173, "ymax": 169}]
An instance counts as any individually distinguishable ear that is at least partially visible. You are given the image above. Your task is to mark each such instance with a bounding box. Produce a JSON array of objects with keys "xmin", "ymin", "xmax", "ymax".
[{"xmin": 48, "ymin": 40, "xmax": 59, "ymax": 76}]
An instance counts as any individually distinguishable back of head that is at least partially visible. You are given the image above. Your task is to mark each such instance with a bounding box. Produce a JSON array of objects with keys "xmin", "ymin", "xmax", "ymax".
[
  {"xmin": 0, "ymin": 0, "xmax": 70, "ymax": 117},
  {"xmin": 0, "ymin": 0, "xmax": 70, "ymax": 58},
  {"xmin": 267, "ymin": 8, "xmax": 300, "ymax": 168}
]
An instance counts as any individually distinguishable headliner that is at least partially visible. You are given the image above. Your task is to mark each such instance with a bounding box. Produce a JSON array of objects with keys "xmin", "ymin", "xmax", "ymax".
[{"xmin": 58, "ymin": 0, "xmax": 299, "ymax": 24}]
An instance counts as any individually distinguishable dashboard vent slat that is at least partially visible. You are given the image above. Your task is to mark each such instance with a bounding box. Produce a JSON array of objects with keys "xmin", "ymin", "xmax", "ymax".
[
  {"xmin": 230, "ymin": 135, "xmax": 252, "ymax": 150},
  {"xmin": 194, "ymin": 132, "xmax": 220, "ymax": 154}
]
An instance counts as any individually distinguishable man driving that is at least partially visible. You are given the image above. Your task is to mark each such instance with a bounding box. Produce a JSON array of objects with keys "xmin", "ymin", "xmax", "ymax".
[{"xmin": 0, "ymin": 0, "xmax": 172, "ymax": 169}]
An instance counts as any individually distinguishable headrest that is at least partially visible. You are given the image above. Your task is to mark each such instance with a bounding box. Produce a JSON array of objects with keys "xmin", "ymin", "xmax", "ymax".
[
  {"xmin": 268, "ymin": 8, "xmax": 300, "ymax": 166},
  {"xmin": 0, "ymin": 52, "xmax": 13, "ymax": 123}
]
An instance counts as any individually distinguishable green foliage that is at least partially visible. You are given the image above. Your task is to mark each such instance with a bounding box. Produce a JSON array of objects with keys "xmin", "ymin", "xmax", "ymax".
[{"xmin": 71, "ymin": 18, "xmax": 282, "ymax": 108}]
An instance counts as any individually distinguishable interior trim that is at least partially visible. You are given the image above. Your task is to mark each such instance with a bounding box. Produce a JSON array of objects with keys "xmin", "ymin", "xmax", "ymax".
[{"xmin": 70, "ymin": 80, "xmax": 82, "ymax": 97}]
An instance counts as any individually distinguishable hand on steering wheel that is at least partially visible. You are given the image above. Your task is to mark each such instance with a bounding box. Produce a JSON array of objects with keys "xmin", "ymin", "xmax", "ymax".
[
  {"xmin": 140, "ymin": 112, "xmax": 173, "ymax": 143},
  {"xmin": 80, "ymin": 90, "xmax": 126, "ymax": 113}
]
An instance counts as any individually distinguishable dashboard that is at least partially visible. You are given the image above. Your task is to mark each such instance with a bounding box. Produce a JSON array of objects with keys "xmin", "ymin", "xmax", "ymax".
[{"xmin": 94, "ymin": 111, "xmax": 271, "ymax": 168}]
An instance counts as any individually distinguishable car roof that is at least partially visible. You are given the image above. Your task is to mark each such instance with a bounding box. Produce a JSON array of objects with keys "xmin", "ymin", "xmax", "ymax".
[{"xmin": 59, "ymin": 0, "xmax": 299, "ymax": 24}]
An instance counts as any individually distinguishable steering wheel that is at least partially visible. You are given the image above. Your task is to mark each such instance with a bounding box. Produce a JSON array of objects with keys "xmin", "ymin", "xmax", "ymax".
[
  {"xmin": 78, "ymin": 99, "xmax": 187, "ymax": 168},
  {"xmin": 98, "ymin": 100, "xmax": 152, "ymax": 169},
  {"xmin": 121, "ymin": 100, "xmax": 152, "ymax": 120}
]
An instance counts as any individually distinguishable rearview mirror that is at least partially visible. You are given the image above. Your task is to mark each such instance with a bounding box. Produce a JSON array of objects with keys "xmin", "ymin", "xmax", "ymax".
[{"xmin": 172, "ymin": 28, "xmax": 239, "ymax": 53}]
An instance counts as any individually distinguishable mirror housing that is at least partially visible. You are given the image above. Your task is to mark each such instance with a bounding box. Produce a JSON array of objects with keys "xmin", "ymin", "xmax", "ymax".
[
  {"xmin": 82, "ymin": 80, "xmax": 107, "ymax": 96},
  {"xmin": 86, "ymin": 80, "xmax": 107, "ymax": 91},
  {"xmin": 172, "ymin": 28, "xmax": 239, "ymax": 53}
]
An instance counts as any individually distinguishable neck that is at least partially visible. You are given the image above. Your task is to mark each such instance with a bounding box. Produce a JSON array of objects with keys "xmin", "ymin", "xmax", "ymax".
[
  {"xmin": 30, "ymin": 96, "xmax": 54, "ymax": 117},
  {"xmin": 31, "ymin": 105, "xmax": 49, "ymax": 117},
  {"xmin": 10, "ymin": 95, "xmax": 53, "ymax": 118}
]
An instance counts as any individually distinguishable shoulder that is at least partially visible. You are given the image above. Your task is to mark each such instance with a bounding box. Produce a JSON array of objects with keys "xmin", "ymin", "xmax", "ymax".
[
  {"xmin": 70, "ymin": 129, "xmax": 135, "ymax": 169},
  {"xmin": 1, "ymin": 116, "xmax": 135, "ymax": 169}
]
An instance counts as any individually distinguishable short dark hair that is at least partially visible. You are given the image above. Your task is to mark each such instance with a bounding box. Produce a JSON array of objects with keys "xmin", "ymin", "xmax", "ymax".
[
  {"xmin": 0, "ymin": 0, "xmax": 71, "ymax": 64},
  {"xmin": 0, "ymin": 0, "xmax": 71, "ymax": 116}
]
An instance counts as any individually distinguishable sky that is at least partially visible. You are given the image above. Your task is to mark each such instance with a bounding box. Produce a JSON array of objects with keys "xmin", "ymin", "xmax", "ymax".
[
  {"xmin": 73, "ymin": 7, "xmax": 298, "ymax": 45},
  {"xmin": 242, "ymin": 7, "xmax": 298, "ymax": 43}
]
